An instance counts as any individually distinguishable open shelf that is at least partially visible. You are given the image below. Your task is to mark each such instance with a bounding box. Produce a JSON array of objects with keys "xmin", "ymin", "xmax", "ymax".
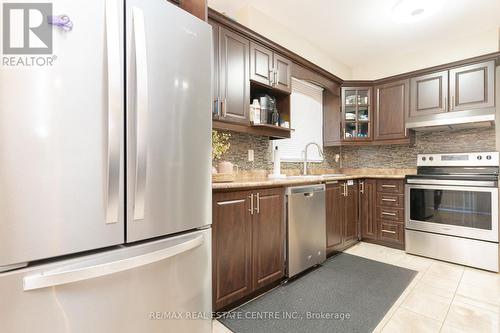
[{"xmin": 213, "ymin": 120, "xmax": 291, "ymax": 139}]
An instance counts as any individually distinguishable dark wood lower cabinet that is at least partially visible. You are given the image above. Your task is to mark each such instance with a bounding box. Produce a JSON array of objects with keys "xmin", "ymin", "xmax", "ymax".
[
  {"xmin": 326, "ymin": 182, "xmax": 343, "ymax": 253},
  {"xmin": 360, "ymin": 179, "xmax": 377, "ymax": 240},
  {"xmin": 378, "ymin": 220, "xmax": 404, "ymax": 246},
  {"xmin": 252, "ymin": 188, "xmax": 285, "ymax": 290},
  {"xmin": 212, "ymin": 190, "xmax": 253, "ymax": 310},
  {"xmin": 213, "ymin": 187, "xmax": 285, "ymax": 311},
  {"xmin": 360, "ymin": 179, "xmax": 405, "ymax": 249},
  {"xmin": 326, "ymin": 180, "xmax": 359, "ymax": 255},
  {"xmin": 343, "ymin": 182, "xmax": 359, "ymax": 248}
]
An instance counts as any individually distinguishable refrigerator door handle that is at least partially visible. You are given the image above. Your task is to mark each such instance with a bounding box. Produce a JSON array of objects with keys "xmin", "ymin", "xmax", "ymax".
[
  {"xmin": 132, "ymin": 7, "xmax": 149, "ymax": 221},
  {"xmin": 23, "ymin": 234, "xmax": 204, "ymax": 291},
  {"xmin": 104, "ymin": 0, "xmax": 122, "ymax": 224}
]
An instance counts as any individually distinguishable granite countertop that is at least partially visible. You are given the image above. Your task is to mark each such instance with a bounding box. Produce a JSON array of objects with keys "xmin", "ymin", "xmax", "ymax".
[{"xmin": 212, "ymin": 168, "xmax": 415, "ymax": 190}]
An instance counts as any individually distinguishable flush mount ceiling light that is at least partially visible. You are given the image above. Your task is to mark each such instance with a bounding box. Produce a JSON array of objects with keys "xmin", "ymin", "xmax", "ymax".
[{"xmin": 391, "ymin": 0, "xmax": 445, "ymax": 23}]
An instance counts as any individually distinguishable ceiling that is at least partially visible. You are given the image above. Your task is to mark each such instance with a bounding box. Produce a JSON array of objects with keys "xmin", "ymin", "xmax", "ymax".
[{"xmin": 208, "ymin": 0, "xmax": 500, "ymax": 79}]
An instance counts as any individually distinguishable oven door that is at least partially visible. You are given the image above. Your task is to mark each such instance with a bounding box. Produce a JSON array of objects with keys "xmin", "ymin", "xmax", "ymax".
[{"xmin": 406, "ymin": 181, "xmax": 498, "ymax": 242}]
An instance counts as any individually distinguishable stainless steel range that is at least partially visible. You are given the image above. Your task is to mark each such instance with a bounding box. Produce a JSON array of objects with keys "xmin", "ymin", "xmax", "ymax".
[{"xmin": 405, "ymin": 152, "xmax": 499, "ymax": 272}]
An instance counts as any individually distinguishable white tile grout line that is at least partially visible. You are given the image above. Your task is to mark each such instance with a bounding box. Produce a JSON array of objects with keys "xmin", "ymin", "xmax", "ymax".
[
  {"xmin": 378, "ymin": 254, "xmax": 435, "ymax": 332},
  {"xmin": 438, "ymin": 268, "xmax": 464, "ymax": 333}
]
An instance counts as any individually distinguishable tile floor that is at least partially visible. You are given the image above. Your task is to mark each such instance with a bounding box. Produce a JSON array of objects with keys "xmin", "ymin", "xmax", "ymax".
[{"xmin": 212, "ymin": 242, "xmax": 500, "ymax": 333}]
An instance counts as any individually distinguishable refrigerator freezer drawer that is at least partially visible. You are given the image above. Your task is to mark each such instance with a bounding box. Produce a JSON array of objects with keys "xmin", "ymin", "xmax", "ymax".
[{"xmin": 0, "ymin": 229, "xmax": 212, "ymax": 333}]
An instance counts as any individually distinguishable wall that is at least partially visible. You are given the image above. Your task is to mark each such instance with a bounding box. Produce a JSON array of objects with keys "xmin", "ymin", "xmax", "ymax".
[
  {"xmin": 234, "ymin": 5, "xmax": 352, "ymax": 80},
  {"xmin": 215, "ymin": 130, "xmax": 340, "ymax": 171},
  {"xmin": 218, "ymin": 127, "xmax": 496, "ymax": 171},
  {"xmin": 351, "ymin": 28, "xmax": 499, "ymax": 80},
  {"xmin": 341, "ymin": 128, "xmax": 496, "ymax": 168}
]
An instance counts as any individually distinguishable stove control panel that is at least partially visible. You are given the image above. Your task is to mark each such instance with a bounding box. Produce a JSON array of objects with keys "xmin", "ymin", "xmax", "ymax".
[{"xmin": 417, "ymin": 152, "xmax": 499, "ymax": 167}]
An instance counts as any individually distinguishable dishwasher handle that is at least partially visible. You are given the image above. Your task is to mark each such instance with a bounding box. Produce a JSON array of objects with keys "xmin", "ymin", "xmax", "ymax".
[{"xmin": 286, "ymin": 184, "xmax": 325, "ymax": 196}]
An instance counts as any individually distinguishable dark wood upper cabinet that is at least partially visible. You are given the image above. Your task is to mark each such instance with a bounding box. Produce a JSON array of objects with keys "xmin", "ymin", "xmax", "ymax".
[
  {"xmin": 209, "ymin": 20, "xmax": 219, "ymax": 118},
  {"xmin": 343, "ymin": 181, "xmax": 359, "ymax": 248},
  {"xmin": 374, "ymin": 79, "xmax": 409, "ymax": 141},
  {"xmin": 326, "ymin": 182, "xmax": 343, "ymax": 255},
  {"xmin": 449, "ymin": 61, "xmax": 495, "ymax": 112},
  {"xmin": 341, "ymin": 87, "xmax": 372, "ymax": 142},
  {"xmin": 250, "ymin": 42, "xmax": 292, "ymax": 93},
  {"xmin": 273, "ymin": 54, "xmax": 292, "ymax": 93},
  {"xmin": 410, "ymin": 71, "xmax": 448, "ymax": 117},
  {"xmin": 179, "ymin": 0, "xmax": 207, "ymax": 21},
  {"xmin": 212, "ymin": 190, "xmax": 253, "ymax": 310},
  {"xmin": 252, "ymin": 188, "xmax": 285, "ymax": 290},
  {"xmin": 323, "ymin": 90, "xmax": 342, "ymax": 146},
  {"xmin": 213, "ymin": 187, "xmax": 285, "ymax": 311},
  {"xmin": 360, "ymin": 179, "xmax": 377, "ymax": 241},
  {"xmin": 218, "ymin": 27, "xmax": 250, "ymax": 123},
  {"xmin": 250, "ymin": 42, "xmax": 274, "ymax": 87}
]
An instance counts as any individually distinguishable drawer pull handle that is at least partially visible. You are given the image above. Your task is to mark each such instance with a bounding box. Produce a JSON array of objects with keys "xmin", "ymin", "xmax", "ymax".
[
  {"xmin": 381, "ymin": 229, "xmax": 396, "ymax": 234},
  {"xmin": 381, "ymin": 184, "xmax": 397, "ymax": 188},
  {"xmin": 249, "ymin": 194, "xmax": 254, "ymax": 215},
  {"xmin": 382, "ymin": 198, "xmax": 397, "ymax": 202},
  {"xmin": 217, "ymin": 199, "xmax": 245, "ymax": 206},
  {"xmin": 382, "ymin": 212, "xmax": 397, "ymax": 216}
]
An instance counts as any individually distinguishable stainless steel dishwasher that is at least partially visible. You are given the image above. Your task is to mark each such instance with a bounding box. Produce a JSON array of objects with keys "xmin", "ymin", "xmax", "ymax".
[{"xmin": 286, "ymin": 184, "xmax": 326, "ymax": 277}]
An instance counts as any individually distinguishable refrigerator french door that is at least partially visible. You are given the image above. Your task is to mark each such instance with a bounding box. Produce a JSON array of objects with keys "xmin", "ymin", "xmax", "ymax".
[
  {"xmin": 0, "ymin": 0, "xmax": 212, "ymax": 331},
  {"xmin": 0, "ymin": 0, "xmax": 211, "ymax": 268},
  {"xmin": 0, "ymin": 0, "xmax": 125, "ymax": 271},
  {"xmin": 125, "ymin": 0, "xmax": 212, "ymax": 242}
]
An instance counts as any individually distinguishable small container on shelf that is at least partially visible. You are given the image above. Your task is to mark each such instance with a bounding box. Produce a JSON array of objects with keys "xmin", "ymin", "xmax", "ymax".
[{"xmin": 250, "ymin": 99, "xmax": 261, "ymax": 125}]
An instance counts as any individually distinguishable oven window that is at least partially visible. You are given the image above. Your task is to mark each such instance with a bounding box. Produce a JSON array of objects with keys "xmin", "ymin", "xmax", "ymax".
[{"xmin": 410, "ymin": 189, "xmax": 492, "ymax": 230}]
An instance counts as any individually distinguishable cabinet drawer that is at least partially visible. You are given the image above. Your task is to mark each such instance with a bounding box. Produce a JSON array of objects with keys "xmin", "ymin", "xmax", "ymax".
[
  {"xmin": 378, "ymin": 221, "xmax": 404, "ymax": 244},
  {"xmin": 376, "ymin": 207, "xmax": 404, "ymax": 222},
  {"xmin": 377, "ymin": 179, "xmax": 404, "ymax": 194},
  {"xmin": 376, "ymin": 193, "xmax": 404, "ymax": 208}
]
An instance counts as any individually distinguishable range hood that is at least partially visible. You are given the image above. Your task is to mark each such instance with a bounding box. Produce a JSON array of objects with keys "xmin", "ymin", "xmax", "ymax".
[{"xmin": 406, "ymin": 108, "xmax": 496, "ymax": 131}]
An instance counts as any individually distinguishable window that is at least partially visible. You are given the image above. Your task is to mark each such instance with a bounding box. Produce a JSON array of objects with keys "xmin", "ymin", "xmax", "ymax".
[{"xmin": 273, "ymin": 78, "xmax": 324, "ymax": 162}]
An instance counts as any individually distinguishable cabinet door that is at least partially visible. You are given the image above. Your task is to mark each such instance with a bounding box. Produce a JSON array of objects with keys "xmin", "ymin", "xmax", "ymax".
[
  {"xmin": 252, "ymin": 188, "xmax": 285, "ymax": 290},
  {"xmin": 325, "ymin": 182, "xmax": 344, "ymax": 254},
  {"xmin": 212, "ymin": 191, "xmax": 253, "ymax": 310},
  {"xmin": 374, "ymin": 80, "xmax": 409, "ymax": 140},
  {"xmin": 250, "ymin": 42, "xmax": 273, "ymax": 87},
  {"xmin": 409, "ymin": 71, "xmax": 448, "ymax": 117},
  {"xmin": 341, "ymin": 87, "xmax": 372, "ymax": 141},
  {"xmin": 209, "ymin": 20, "xmax": 220, "ymax": 118},
  {"xmin": 449, "ymin": 61, "xmax": 495, "ymax": 112},
  {"xmin": 273, "ymin": 53, "xmax": 292, "ymax": 93},
  {"xmin": 218, "ymin": 27, "xmax": 250, "ymax": 123},
  {"xmin": 378, "ymin": 221, "xmax": 404, "ymax": 247},
  {"xmin": 343, "ymin": 181, "xmax": 359, "ymax": 247},
  {"xmin": 323, "ymin": 89, "xmax": 342, "ymax": 146},
  {"xmin": 360, "ymin": 179, "xmax": 377, "ymax": 240}
]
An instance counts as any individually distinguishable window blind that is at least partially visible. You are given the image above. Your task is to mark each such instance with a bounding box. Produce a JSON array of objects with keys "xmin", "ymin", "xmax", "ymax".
[{"xmin": 273, "ymin": 78, "xmax": 324, "ymax": 162}]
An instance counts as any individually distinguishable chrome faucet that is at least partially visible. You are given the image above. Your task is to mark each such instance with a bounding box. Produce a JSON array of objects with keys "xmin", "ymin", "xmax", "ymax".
[{"xmin": 303, "ymin": 142, "xmax": 324, "ymax": 175}]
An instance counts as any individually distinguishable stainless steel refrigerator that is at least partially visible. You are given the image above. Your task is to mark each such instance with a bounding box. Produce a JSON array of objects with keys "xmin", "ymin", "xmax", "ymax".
[{"xmin": 0, "ymin": 0, "xmax": 212, "ymax": 332}]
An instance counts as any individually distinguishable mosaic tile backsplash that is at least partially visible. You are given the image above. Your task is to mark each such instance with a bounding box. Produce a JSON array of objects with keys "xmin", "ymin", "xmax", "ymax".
[{"xmin": 217, "ymin": 127, "xmax": 496, "ymax": 171}]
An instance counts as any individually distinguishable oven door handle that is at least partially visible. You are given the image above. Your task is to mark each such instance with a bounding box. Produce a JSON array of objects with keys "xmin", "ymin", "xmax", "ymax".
[{"xmin": 406, "ymin": 178, "xmax": 497, "ymax": 187}]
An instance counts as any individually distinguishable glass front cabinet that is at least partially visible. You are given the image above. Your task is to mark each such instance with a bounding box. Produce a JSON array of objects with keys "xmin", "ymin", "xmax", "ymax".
[{"xmin": 341, "ymin": 87, "xmax": 372, "ymax": 141}]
